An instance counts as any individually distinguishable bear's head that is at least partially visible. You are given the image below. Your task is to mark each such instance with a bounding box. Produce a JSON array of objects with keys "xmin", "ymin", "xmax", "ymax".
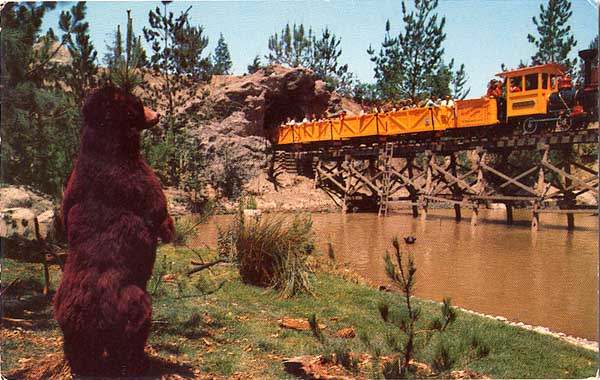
[{"xmin": 81, "ymin": 85, "xmax": 159, "ymax": 156}]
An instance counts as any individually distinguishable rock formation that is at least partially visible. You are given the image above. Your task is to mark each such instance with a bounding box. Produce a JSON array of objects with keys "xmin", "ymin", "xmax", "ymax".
[{"xmin": 180, "ymin": 65, "xmax": 348, "ymax": 190}]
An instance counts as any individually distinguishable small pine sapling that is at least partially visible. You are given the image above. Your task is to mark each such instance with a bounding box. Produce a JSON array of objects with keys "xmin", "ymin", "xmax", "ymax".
[{"xmin": 381, "ymin": 236, "xmax": 457, "ymax": 378}]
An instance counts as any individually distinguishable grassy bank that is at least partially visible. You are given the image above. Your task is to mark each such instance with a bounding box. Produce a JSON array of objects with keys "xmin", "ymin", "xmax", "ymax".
[{"xmin": 2, "ymin": 244, "xmax": 597, "ymax": 379}]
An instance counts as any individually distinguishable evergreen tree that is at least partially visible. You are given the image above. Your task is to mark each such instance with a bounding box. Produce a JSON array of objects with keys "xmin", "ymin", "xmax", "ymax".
[
  {"xmin": 266, "ymin": 23, "xmax": 313, "ymax": 67},
  {"xmin": 589, "ymin": 35, "xmax": 598, "ymax": 50},
  {"xmin": 59, "ymin": 2, "xmax": 98, "ymax": 105},
  {"xmin": 1, "ymin": 2, "xmax": 82, "ymax": 196},
  {"xmin": 311, "ymin": 27, "xmax": 350, "ymax": 90},
  {"xmin": 368, "ymin": 0, "xmax": 447, "ymax": 100},
  {"xmin": 367, "ymin": 20, "xmax": 403, "ymax": 99},
  {"xmin": 212, "ymin": 33, "xmax": 233, "ymax": 75},
  {"xmin": 143, "ymin": 2, "xmax": 211, "ymax": 126},
  {"xmin": 428, "ymin": 59, "xmax": 470, "ymax": 99},
  {"xmin": 104, "ymin": 25, "xmax": 147, "ymax": 69},
  {"xmin": 527, "ymin": 0, "xmax": 577, "ymax": 69},
  {"xmin": 141, "ymin": 3, "xmax": 210, "ymax": 203},
  {"xmin": 451, "ymin": 63, "xmax": 470, "ymax": 100},
  {"xmin": 247, "ymin": 55, "xmax": 263, "ymax": 74},
  {"xmin": 105, "ymin": 10, "xmax": 145, "ymax": 92}
]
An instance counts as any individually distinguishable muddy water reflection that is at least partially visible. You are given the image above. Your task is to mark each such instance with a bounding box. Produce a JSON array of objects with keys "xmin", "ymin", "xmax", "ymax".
[{"xmin": 193, "ymin": 209, "xmax": 598, "ymax": 340}]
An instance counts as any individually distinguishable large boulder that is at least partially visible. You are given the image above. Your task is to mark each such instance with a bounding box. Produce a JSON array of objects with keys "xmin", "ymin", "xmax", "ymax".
[
  {"xmin": 180, "ymin": 65, "xmax": 349, "ymax": 195},
  {"xmin": 0, "ymin": 186, "xmax": 57, "ymax": 241},
  {"xmin": 201, "ymin": 65, "xmax": 343, "ymax": 136}
]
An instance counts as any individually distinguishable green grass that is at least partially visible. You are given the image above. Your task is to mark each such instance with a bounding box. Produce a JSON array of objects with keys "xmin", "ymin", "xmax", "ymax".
[{"xmin": 1, "ymin": 244, "xmax": 597, "ymax": 378}]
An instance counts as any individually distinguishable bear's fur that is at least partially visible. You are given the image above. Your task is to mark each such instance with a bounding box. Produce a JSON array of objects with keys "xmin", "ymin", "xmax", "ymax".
[{"xmin": 53, "ymin": 86, "xmax": 174, "ymax": 377}]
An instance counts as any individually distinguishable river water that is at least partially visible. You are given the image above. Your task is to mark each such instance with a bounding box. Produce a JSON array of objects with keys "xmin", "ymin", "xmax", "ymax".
[{"xmin": 192, "ymin": 209, "xmax": 598, "ymax": 341}]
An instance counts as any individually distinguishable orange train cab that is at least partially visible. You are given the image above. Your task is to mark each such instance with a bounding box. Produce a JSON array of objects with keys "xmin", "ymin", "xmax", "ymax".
[{"xmin": 495, "ymin": 63, "xmax": 566, "ymax": 121}]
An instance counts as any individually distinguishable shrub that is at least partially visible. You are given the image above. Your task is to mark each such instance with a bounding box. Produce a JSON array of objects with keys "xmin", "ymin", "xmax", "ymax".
[{"xmin": 234, "ymin": 213, "xmax": 314, "ymax": 297}]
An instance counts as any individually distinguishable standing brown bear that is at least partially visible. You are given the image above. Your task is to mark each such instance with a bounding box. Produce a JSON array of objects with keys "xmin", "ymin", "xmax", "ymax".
[{"xmin": 54, "ymin": 85, "xmax": 175, "ymax": 377}]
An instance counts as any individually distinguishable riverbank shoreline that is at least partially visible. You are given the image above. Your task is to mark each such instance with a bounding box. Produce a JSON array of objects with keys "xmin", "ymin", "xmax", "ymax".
[{"xmin": 3, "ymin": 244, "xmax": 597, "ymax": 379}]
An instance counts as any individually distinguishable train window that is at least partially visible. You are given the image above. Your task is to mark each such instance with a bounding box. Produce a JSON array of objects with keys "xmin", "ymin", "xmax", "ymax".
[
  {"xmin": 509, "ymin": 76, "xmax": 522, "ymax": 92},
  {"xmin": 550, "ymin": 74, "xmax": 557, "ymax": 89},
  {"xmin": 542, "ymin": 73, "xmax": 548, "ymax": 89},
  {"xmin": 525, "ymin": 74, "xmax": 538, "ymax": 90}
]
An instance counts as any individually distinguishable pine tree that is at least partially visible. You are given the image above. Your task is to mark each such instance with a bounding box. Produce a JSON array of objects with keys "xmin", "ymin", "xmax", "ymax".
[
  {"xmin": 143, "ymin": 2, "xmax": 211, "ymax": 127},
  {"xmin": 589, "ymin": 35, "xmax": 599, "ymax": 50},
  {"xmin": 247, "ymin": 55, "xmax": 263, "ymax": 74},
  {"xmin": 1, "ymin": 2, "xmax": 81, "ymax": 196},
  {"xmin": 367, "ymin": 20, "xmax": 403, "ymax": 100},
  {"xmin": 105, "ymin": 10, "xmax": 145, "ymax": 92},
  {"xmin": 368, "ymin": 0, "xmax": 447, "ymax": 100},
  {"xmin": 452, "ymin": 63, "xmax": 470, "ymax": 100},
  {"xmin": 311, "ymin": 27, "xmax": 350, "ymax": 89},
  {"xmin": 59, "ymin": 2, "xmax": 98, "ymax": 105},
  {"xmin": 527, "ymin": 0, "xmax": 577, "ymax": 69},
  {"xmin": 266, "ymin": 23, "xmax": 313, "ymax": 67},
  {"xmin": 212, "ymin": 33, "xmax": 233, "ymax": 75}
]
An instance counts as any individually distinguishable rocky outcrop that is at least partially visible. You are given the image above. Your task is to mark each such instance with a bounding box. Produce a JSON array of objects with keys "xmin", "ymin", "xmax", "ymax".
[
  {"xmin": 204, "ymin": 65, "xmax": 342, "ymax": 134},
  {"xmin": 0, "ymin": 186, "xmax": 57, "ymax": 241},
  {"xmin": 180, "ymin": 65, "xmax": 350, "ymax": 196}
]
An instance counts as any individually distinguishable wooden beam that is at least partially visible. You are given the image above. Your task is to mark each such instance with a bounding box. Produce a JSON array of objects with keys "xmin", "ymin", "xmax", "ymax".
[
  {"xmin": 480, "ymin": 163, "xmax": 538, "ymax": 196},
  {"xmin": 541, "ymin": 159, "xmax": 598, "ymax": 194}
]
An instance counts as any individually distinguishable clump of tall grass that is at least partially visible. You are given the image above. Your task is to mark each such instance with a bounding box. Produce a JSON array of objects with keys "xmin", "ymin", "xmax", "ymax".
[{"xmin": 232, "ymin": 213, "xmax": 315, "ymax": 297}]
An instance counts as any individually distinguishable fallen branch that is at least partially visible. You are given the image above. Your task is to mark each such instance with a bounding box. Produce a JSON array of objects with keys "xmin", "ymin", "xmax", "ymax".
[
  {"xmin": 186, "ymin": 259, "xmax": 228, "ymax": 277},
  {"xmin": 0, "ymin": 278, "xmax": 20, "ymax": 297}
]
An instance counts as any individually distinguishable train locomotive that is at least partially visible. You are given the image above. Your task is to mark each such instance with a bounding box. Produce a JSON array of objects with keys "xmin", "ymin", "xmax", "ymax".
[{"xmin": 275, "ymin": 48, "xmax": 598, "ymax": 147}]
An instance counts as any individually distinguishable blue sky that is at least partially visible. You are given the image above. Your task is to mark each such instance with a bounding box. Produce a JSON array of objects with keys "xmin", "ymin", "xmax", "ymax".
[{"xmin": 43, "ymin": 0, "xmax": 598, "ymax": 96}]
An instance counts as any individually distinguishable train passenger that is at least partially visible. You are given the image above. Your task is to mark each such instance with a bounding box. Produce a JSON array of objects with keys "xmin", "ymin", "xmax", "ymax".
[
  {"xmin": 286, "ymin": 117, "xmax": 296, "ymax": 126},
  {"xmin": 509, "ymin": 77, "xmax": 522, "ymax": 92},
  {"xmin": 320, "ymin": 113, "xmax": 326, "ymax": 121},
  {"xmin": 302, "ymin": 113, "xmax": 310, "ymax": 123},
  {"xmin": 487, "ymin": 79, "xmax": 504, "ymax": 98},
  {"xmin": 402, "ymin": 99, "xmax": 413, "ymax": 110},
  {"xmin": 440, "ymin": 95, "xmax": 455, "ymax": 107},
  {"xmin": 425, "ymin": 95, "xmax": 440, "ymax": 107},
  {"xmin": 311, "ymin": 113, "xmax": 317, "ymax": 122}
]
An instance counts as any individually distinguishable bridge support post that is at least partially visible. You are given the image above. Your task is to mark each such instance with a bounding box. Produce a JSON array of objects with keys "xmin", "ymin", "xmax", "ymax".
[
  {"xmin": 407, "ymin": 156, "xmax": 419, "ymax": 218},
  {"xmin": 419, "ymin": 196, "xmax": 428, "ymax": 221},
  {"xmin": 532, "ymin": 160, "xmax": 546, "ymax": 231},
  {"xmin": 471, "ymin": 202, "xmax": 479, "ymax": 226},
  {"xmin": 342, "ymin": 157, "xmax": 351, "ymax": 214},
  {"xmin": 421, "ymin": 152, "xmax": 434, "ymax": 221},
  {"xmin": 450, "ymin": 153, "xmax": 462, "ymax": 222},
  {"xmin": 313, "ymin": 158, "xmax": 320, "ymax": 189},
  {"xmin": 506, "ymin": 203, "xmax": 514, "ymax": 225},
  {"xmin": 532, "ymin": 202, "xmax": 540, "ymax": 231},
  {"xmin": 562, "ymin": 148, "xmax": 576, "ymax": 231}
]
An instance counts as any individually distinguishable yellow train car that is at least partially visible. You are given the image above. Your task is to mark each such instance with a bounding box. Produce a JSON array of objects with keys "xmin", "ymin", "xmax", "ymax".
[
  {"xmin": 430, "ymin": 106, "xmax": 457, "ymax": 130},
  {"xmin": 338, "ymin": 114, "xmax": 379, "ymax": 139},
  {"xmin": 278, "ymin": 125, "xmax": 294, "ymax": 145},
  {"xmin": 379, "ymin": 107, "xmax": 436, "ymax": 135},
  {"xmin": 300, "ymin": 120, "xmax": 332, "ymax": 143},
  {"xmin": 496, "ymin": 63, "xmax": 565, "ymax": 120},
  {"xmin": 455, "ymin": 98, "xmax": 499, "ymax": 128}
]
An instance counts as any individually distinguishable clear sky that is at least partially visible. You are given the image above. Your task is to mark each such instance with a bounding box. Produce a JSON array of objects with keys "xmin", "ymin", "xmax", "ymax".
[{"xmin": 42, "ymin": 0, "xmax": 598, "ymax": 96}]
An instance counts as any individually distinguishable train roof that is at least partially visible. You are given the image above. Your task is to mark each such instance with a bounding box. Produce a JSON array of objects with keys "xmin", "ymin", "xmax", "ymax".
[{"xmin": 495, "ymin": 63, "xmax": 567, "ymax": 77}]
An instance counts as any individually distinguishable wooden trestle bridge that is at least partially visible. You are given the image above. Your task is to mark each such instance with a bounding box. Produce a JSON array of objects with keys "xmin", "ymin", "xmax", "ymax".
[{"xmin": 272, "ymin": 125, "xmax": 599, "ymax": 230}]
